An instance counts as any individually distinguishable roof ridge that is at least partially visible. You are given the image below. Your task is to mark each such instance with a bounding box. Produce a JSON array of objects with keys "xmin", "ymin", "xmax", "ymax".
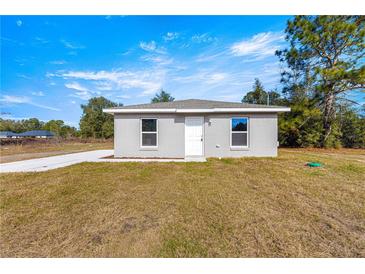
[
  {"xmin": 114, "ymin": 99, "xmax": 281, "ymax": 108},
  {"xmin": 104, "ymin": 98, "xmax": 289, "ymax": 112}
]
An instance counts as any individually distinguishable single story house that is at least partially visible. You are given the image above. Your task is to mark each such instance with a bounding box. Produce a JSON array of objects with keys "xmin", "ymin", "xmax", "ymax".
[
  {"xmin": 0, "ymin": 131, "xmax": 19, "ymax": 139},
  {"xmin": 103, "ymin": 99, "xmax": 290, "ymax": 159},
  {"xmin": 18, "ymin": 130, "xmax": 55, "ymax": 138}
]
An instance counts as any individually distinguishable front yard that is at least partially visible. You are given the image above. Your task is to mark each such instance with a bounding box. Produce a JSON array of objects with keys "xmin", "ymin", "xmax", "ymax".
[
  {"xmin": 0, "ymin": 139, "xmax": 113, "ymax": 163},
  {"xmin": 0, "ymin": 149, "xmax": 364, "ymax": 257}
]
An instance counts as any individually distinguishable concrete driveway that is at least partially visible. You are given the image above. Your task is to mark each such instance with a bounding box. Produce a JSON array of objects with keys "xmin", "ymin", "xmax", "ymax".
[{"xmin": 0, "ymin": 150, "xmax": 113, "ymax": 173}]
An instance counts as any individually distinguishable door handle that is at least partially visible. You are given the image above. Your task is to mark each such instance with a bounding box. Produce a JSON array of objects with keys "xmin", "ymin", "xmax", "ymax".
[{"xmin": 201, "ymin": 137, "xmax": 203, "ymax": 142}]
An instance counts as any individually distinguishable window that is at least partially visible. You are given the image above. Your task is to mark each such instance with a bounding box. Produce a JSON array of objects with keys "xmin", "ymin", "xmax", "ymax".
[
  {"xmin": 141, "ymin": 118, "xmax": 158, "ymax": 147},
  {"xmin": 231, "ymin": 117, "xmax": 248, "ymax": 148}
]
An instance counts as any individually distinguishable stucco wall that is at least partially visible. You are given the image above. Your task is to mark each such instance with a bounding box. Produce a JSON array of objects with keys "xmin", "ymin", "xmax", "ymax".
[
  {"xmin": 114, "ymin": 113, "xmax": 185, "ymax": 158},
  {"xmin": 113, "ymin": 113, "xmax": 278, "ymax": 158},
  {"xmin": 204, "ymin": 113, "xmax": 278, "ymax": 157}
]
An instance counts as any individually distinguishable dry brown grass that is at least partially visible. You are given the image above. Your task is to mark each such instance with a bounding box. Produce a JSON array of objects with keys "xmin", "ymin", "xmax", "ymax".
[
  {"xmin": 0, "ymin": 148, "xmax": 364, "ymax": 257},
  {"xmin": 0, "ymin": 139, "xmax": 113, "ymax": 163}
]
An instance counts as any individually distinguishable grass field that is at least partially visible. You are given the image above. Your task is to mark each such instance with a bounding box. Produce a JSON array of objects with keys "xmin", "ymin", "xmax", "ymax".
[
  {"xmin": 0, "ymin": 139, "xmax": 113, "ymax": 163},
  {"xmin": 0, "ymin": 149, "xmax": 364, "ymax": 257}
]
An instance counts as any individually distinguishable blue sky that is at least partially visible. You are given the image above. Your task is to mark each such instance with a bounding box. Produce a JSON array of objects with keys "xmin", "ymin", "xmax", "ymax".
[{"xmin": 1, "ymin": 16, "xmax": 363, "ymax": 127}]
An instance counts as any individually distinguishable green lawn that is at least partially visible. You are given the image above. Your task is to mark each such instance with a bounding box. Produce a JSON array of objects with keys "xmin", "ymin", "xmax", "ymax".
[{"xmin": 1, "ymin": 149, "xmax": 364, "ymax": 257}]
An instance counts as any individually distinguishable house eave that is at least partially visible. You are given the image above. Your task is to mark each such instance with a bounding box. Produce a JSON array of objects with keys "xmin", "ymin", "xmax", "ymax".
[
  {"xmin": 103, "ymin": 107, "xmax": 291, "ymax": 114},
  {"xmin": 103, "ymin": 108, "xmax": 177, "ymax": 114}
]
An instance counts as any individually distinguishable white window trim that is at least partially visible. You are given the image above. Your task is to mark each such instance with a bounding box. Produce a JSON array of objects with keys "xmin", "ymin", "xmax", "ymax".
[
  {"xmin": 230, "ymin": 117, "xmax": 249, "ymax": 149},
  {"xmin": 140, "ymin": 118, "xmax": 158, "ymax": 149}
]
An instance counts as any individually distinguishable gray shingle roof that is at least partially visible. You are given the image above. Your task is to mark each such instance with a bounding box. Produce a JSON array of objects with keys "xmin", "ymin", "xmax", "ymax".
[
  {"xmin": 0, "ymin": 131, "xmax": 19, "ymax": 137},
  {"xmin": 109, "ymin": 99, "xmax": 285, "ymax": 110},
  {"xmin": 19, "ymin": 130, "xmax": 54, "ymax": 137}
]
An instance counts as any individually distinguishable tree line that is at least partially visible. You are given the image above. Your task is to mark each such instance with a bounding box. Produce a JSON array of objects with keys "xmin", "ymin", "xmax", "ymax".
[
  {"xmin": 241, "ymin": 78, "xmax": 365, "ymax": 148},
  {"xmin": 1, "ymin": 16, "xmax": 364, "ymax": 147},
  {"xmin": 0, "ymin": 118, "xmax": 78, "ymax": 138}
]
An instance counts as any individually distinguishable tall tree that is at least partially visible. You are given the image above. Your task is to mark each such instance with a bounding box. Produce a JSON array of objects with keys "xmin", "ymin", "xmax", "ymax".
[
  {"xmin": 242, "ymin": 79, "xmax": 284, "ymax": 105},
  {"xmin": 337, "ymin": 103, "xmax": 365, "ymax": 148},
  {"xmin": 278, "ymin": 98, "xmax": 323, "ymax": 147},
  {"xmin": 151, "ymin": 89, "xmax": 174, "ymax": 103},
  {"xmin": 267, "ymin": 89, "xmax": 286, "ymax": 106},
  {"xmin": 279, "ymin": 16, "xmax": 365, "ymax": 147},
  {"xmin": 22, "ymin": 118, "xmax": 43, "ymax": 131},
  {"xmin": 43, "ymin": 120, "xmax": 65, "ymax": 136},
  {"xmin": 79, "ymin": 96, "xmax": 119, "ymax": 138},
  {"xmin": 43, "ymin": 120, "xmax": 78, "ymax": 138},
  {"xmin": 242, "ymin": 79, "xmax": 267, "ymax": 104},
  {"xmin": 276, "ymin": 34, "xmax": 323, "ymax": 147}
]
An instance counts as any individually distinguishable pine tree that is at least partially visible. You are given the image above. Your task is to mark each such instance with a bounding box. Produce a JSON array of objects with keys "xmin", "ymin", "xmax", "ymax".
[
  {"xmin": 242, "ymin": 79, "xmax": 268, "ymax": 105},
  {"xmin": 151, "ymin": 89, "xmax": 175, "ymax": 103},
  {"xmin": 279, "ymin": 16, "xmax": 365, "ymax": 147}
]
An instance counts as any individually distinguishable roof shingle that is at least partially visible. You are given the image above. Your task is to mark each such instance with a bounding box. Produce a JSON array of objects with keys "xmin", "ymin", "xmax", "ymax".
[{"xmin": 109, "ymin": 99, "xmax": 285, "ymax": 110}]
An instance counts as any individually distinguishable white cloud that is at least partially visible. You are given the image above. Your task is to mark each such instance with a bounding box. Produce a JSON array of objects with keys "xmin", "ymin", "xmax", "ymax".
[
  {"xmin": 44, "ymin": 31, "xmax": 283, "ymax": 103},
  {"xmin": 31, "ymin": 102, "xmax": 60, "ymax": 111},
  {"xmin": 14, "ymin": 58, "xmax": 29, "ymax": 66},
  {"xmin": 230, "ymin": 32, "xmax": 284, "ymax": 59},
  {"xmin": 0, "ymin": 95, "xmax": 60, "ymax": 111},
  {"xmin": 120, "ymin": 50, "xmax": 133, "ymax": 56},
  {"xmin": 65, "ymin": 82, "xmax": 92, "ymax": 100},
  {"xmin": 49, "ymin": 60, "xmax": 67, "ymax": 65},
  {"xmin": 46, "ymin": 72, "xmax": 56, "ymax": 78},
  {"xmin": 69, "ymin": 91, "xmax": 91, "ymax": 100},
  {"xmin": 57, "ymin": 69, "xmax": 165, "ymax": 96},
  {"xmin": 140, "ymin": 54, "xmax": 173, "ymax": 65},
  {"xmin": 139, "ymin": 41, "xmax": 166, "ymax": 54},
  {"xmin": 95, "ymin": 81, "xmax": 113, "ymax": 91},
  {"xmin": 62, "ymin": 71, "xmax": 118, "ymax": 81},
  {"xmin": 179, "ymin": 43, "xmax": 190, "ymax": 49},
  {"xmin": 31, "ymin": 91, "xmax": 45, "ymax": 96},
  {"xmin": 116, "ymin": 94, "xmax": 131, "ymax": 99},
  {"xmin": 17, "ymin": 73, "xmax": 32, "ymax": 79},
  {"xmin": 60, "ymin": 39, "xmax": 85, "ymax": 49},
  {"xmin": 1, "ymin": 36, "xmax": 25, "ymax": 46},
  {"xmin": 34, "ymin": 37, "xmax": 49, "ymax": 44},
  {"xmin": 65, "ymin": 82, "xmax": 89, "ymax": 92},
  {"xmin": 70, "ymin": 100, "xmax": 77, "ymax": 104},
  {"xmin": 140, "ymin": 41, "xmax": 157, "ymax": 52},
  {"xmin": 174, "ymin": 71, "xmax": 228, "ymax": 85},
  {"xmin": 16, "ymin": 20, "xmax": 22, "ymax": 27},
  {"xmin": 163, "ymin": 32, "xmax": 179, "ymax": 41},
  {"xmin": 262, "ymin": 62, "xmax": 282, "ymax": 77},
  {"xmin": 191, "ymin": 33, "xmax": 217, "ymax": 44},
  {"xmin": 0, "ymin": 95, "xmax": 29, "ymax": 104},
  {"xmin": 195, "ymin": 52, "xmax": 225, "ymax": 63},
  {"xmin": 214, "ymin": 94, "xmax": 242, "ymax": 102},
  {"xmin": 206, "ymin": 73, "xmax": 228, "ymax": 84}
]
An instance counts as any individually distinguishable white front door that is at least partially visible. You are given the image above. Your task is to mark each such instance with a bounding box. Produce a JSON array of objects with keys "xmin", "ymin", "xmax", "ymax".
[{"xmin": 185, "ymin": 117, "xmax": 204, "ymax": 157}]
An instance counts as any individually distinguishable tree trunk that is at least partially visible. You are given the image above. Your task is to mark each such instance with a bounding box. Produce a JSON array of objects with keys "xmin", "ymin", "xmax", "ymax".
[{"xmin": 322, "ymin": 91, "xmax": 335, "ymax": 147}]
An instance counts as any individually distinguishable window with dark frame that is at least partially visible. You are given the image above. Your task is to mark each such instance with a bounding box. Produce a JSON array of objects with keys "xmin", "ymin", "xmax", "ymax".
[
  {"xmin": 141, "ymin": 118, "xmax": 157, "ymax": 147},
  {"xmin": 231, "ymin": 118, "xmax": 248, "ymax": 147}
]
